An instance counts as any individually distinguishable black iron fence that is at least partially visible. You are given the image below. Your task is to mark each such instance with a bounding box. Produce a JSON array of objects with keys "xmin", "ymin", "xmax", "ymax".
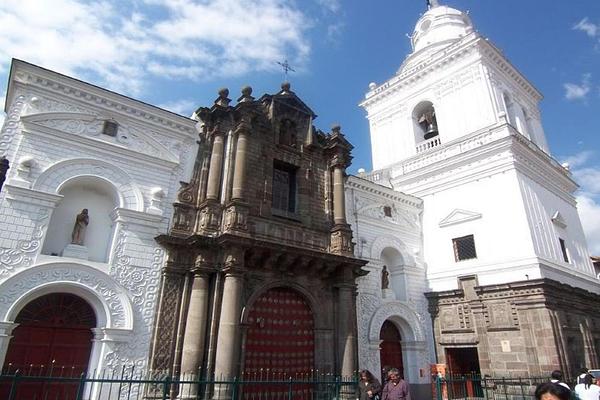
[
  {"xmin": 434, "ymin": 374, "xmax": 577, "ymax": 400},
  {"xmin": 0, "ymin": 365, "xmax": 357, "ymax": 400}
]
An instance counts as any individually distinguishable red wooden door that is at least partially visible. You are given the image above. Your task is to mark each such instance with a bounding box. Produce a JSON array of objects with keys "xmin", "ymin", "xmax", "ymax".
[
  {"xmin": 2, "ymin": 293, "xmax": 96, "ymax": 400},
  {"xmin": 379, "ymin": 320, "xmax": 404, "ymax": 381},
  {"xmin": 243, "ymin": 287, "xmax": 314, "ymax": 398}
]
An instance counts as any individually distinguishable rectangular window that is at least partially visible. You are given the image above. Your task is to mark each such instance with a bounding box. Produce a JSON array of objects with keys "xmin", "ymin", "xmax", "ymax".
[
  {"xmin": 102, "ymin": 120, "xmax": 119, "ymax": 137},
  {"xmin": 272, "ymin": 161, "xmax": 297, "ymax": 213},
  {"xmin": 453, "ymin": 235, "xmax": 477, "ymax": 261},
  {"xmin": 559, "ymin": 238, "xmax": 569, "ymax": 263}
]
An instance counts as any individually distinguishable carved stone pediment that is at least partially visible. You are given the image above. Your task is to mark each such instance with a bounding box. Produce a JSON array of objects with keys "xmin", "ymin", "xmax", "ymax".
[
  {"xmin": 438, "ymin": 208, "xmax": 482, "ymax": 227},
  {"xmin": 22, "ymin": 112, "xmax": 179, "ymax": 162}
]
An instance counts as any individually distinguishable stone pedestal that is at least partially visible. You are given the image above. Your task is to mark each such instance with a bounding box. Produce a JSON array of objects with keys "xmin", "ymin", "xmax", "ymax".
[
  {"xmin": 382, "ymin": 288, "xmax": 395, "ymax": 300},
  {"xmin": 62, "ymin": 243, "xmax": 89, "ymax": 260}
]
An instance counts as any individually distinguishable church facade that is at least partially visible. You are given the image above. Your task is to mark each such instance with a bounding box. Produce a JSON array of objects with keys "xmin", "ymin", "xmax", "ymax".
[
  {"xmin": 147, "ymin": 84, "xmax": 366, "ymax": 397},
  {"xmin": 359, "ymin": 2, "xmax": 600, "ymax": 379},
  {"xmin": 0, "ymin": 60, "xmax": 198, "ymax": 389},
  {"xmin": 0, "ymin": 2, "xmax": 599, "ymax": 399}
]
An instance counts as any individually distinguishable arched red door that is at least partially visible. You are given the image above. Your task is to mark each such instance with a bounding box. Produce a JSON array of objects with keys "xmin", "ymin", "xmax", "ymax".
[
  {"xmin": 379, "ymin": 320, "xmax": 404, "ymax": 380},
  {"xmin": 243, "ymin": 287, "xmax": 314, "ymax": 398},
  {"xmin": 2, "ymin": 293, "xmax": 96, "ymax": 400}
]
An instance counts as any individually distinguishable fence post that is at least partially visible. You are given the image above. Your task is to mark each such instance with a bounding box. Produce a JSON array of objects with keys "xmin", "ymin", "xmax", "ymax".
[
  {"xmin": 162, "ymin": 375, "xmax": 172, "ymax": 400},
  {"xmin": 7, "ymin": 370, "xmax": 20, "ymax": 400},
  {"xmin": 436, "ymin": 375, "xmax": 442, "ymax": 400},
  {"xmin": 288, "ymin": 376, "xmax": 293, "ymax": 399},
  {"xmin": 231, "ymin": 376, "xmax": 239, "ymax": 400},
  {"xmin": 75, "ymin": 372, "xmax": 86, "ymax": 400}
]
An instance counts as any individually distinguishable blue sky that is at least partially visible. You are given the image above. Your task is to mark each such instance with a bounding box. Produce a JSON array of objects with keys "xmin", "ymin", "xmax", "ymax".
[{"xmin": 1, "ymin": 0, "xmax": 600, "ymax": 254}]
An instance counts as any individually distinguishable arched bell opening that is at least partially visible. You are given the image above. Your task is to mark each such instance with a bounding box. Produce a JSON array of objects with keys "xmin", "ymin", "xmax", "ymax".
[{"xmin": 413, "ymin": 101, "xmax": 439, "ymax": 143}]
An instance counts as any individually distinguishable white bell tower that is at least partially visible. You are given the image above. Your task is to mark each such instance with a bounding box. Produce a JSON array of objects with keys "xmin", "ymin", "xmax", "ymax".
[{"xmin": 361, "ymin": 3, "xmax": 596, "ymax": 292}]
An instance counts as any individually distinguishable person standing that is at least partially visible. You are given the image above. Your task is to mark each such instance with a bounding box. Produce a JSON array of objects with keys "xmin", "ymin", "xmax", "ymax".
[
  {"xmin": 575, "ymin": 374, "xmax": 600, "ymax": 400},
  {"xmin": 356, "ymin": 369, "xmax": 382, "ymax": 400},
  {"xmin": 382, "ymin": 368, "xmax": 411, "ymax": 400},
  {"xmin": 550, "ymin": 370, "xmax": 570, "ymax": 390}
]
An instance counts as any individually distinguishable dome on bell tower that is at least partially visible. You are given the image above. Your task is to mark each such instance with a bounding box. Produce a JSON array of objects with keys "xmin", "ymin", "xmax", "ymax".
[
  {"xmin": 412, "ymin": 5, "xmax": 473, "ymax": 53},
  {"xmin": 397, "ymin": 3, "xmax": 474, "ymax": 74}
]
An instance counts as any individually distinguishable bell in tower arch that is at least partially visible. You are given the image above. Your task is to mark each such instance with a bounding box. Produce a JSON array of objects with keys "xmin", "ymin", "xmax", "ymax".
[{"xmin": 419, "ymin": 107, "xmax": 439, "ymax": 140}]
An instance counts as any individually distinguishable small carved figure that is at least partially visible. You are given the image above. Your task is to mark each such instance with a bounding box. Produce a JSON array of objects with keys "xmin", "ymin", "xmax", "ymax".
[
  {"xmin": 381, "ymin": 265, "xmax": 390, "ymax": 290},
  {"xmin": 71, "ymin": 208, "xmax": 89, "ymax": 245}
]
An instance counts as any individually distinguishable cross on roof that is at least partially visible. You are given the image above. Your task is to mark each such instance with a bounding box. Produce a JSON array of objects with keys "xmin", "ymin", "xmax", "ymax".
[{"xmin": 276, "ymin": 59, "xmax": 295, "ymax": 80}]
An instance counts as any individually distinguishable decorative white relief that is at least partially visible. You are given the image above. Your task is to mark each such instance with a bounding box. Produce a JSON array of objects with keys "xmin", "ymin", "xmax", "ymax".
[
  {"xmin": 0, "ymin": 263, "xmax": 133, "ymax": 329},
  {"xmin": 104, "ymin": 225, "xmax": 163, "ymax": 369},
  {"xmin": 370, "ymin": 235, "xmax": 416, "ymax": 266},
  {"xmin": 0, "ymin": 95, "xmax": 28, "ymax": 158},
  {"xmin": 355, "ymin": 196, "xmax": 420, "ymax": 228},
  {"xmin": 28, "ymin": 96, "xmax": 95, "ymax": 115},
  {"xmin": 33, "ymin": 158, "xmax": 144, "ymax": 212},
  {"xmin": 438, "ymin": 208, "xmax": 482, "ymax": 227},
  {"xmin": 0, "ymin": 208, "xmax": 49, "ymax": 276},
  {"xmin": 25, "ymin": 113, "xmax": 179, "ymax": 163}
]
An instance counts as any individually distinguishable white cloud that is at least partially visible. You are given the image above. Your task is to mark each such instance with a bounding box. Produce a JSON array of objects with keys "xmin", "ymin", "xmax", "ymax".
[
  {"xmin": 577, "ymin": 193, "xmax": 600, "ymax": 255},
  {"xmin": 157, "ymin": 99, "xmax": 197, "ymax": 117},
  {"xmin": 0, "ymin": 0, "xmax": 312, "ymax": 95},
  {"xmin": 315, "ymin": 0, "xmax": 341, "ymax": 13},
  {"xmin": 561, "ymin": 151, "xmax": 600, "ymax": 255},
  {"xmin": 573, "ymin": 17, "xmax": 599, "ymax": 38},
  {"xmin": 564, "ymin": 74, "xmax": 591, "ymax": 101},
  {"xmin": 562, "ymin": 150, "xmax": 594, "ymax": 169}
]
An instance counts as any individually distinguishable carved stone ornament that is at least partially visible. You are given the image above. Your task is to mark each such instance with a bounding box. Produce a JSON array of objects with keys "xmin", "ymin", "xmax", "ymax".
[
  {"xmin": 223, "ymin": 203, "xmax": 249, "ymax": 233},
  {"xmin": 198, "ymin": 202, "xmax": 222, "ymax": 233},
  {"xmin": 330, "ymin": 225, "xmax": 354, "ymax": 256},
  {"xmin": 0, "ymin": 263, "xmax": 133, "ymax": 330},
  {"xmin": 0, "ymin": 208, "xmax": 49, "ymax": 276}
]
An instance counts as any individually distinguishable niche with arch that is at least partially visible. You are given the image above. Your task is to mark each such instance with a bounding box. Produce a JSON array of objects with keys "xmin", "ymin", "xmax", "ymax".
[
  {"xmin": 42, "ymin": 176, "xmax": 119, "ymax": 263},
  {"xmin": 381, "ymin": 247, "xmax": 408, "ymax": 301},
  {"xmin": 412, "ymin": 101, "xmax": 439, "ymax": 144}
]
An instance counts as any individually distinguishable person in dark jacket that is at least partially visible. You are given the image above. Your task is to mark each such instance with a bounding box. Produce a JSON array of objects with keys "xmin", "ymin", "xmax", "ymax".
[
  {"xmin": 382, "ymin": 368, "xmax": 411, "ymax": 400},
  {"xmin": 357, "ymin": 369, "xmax": 382, "ymax": 400}
]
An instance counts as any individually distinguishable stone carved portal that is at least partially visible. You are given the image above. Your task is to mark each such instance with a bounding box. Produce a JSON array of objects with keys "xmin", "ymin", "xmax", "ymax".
[
  {"xmin": 243, "ymin": 287, "xmax": 314, "ymax": 398},
  {"xmin": 1, "ymin": 293, "xmax": 96, "ymax": 400}
]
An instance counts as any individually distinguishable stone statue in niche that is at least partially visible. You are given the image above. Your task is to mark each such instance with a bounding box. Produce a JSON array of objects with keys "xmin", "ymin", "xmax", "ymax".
[
  {"xmin": 279, "ymin": 118, "xmax": 297, "ymax": 147},
  {"xmin": 71, "ymin": 208, "xmax": 89, "ymax": 245},
  {"xmin": 381, "ymin": 265, "xmax": 390, "ymax": 289}
]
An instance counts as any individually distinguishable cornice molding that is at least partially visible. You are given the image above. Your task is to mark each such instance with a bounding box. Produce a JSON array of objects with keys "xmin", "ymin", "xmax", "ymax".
[
  {"xmin": 347, "ymin": 175, "xmax": 422, "ymax": 209},
  {"xmin": 8, "ymin": 60, "xmax": 196, "ymax": 138}
]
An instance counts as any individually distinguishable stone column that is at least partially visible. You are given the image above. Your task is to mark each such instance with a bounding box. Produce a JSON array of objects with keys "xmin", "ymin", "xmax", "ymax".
[
  {"xmin": 337, "ymin": 284, "xmax": 357, "ymax": 379},
  {"xmin": 179, "ymin": 268, "xmax": 212, "ymax": 398},
  {"xmin": 332, "ymin": 165, "xmax": 346, "ymax": 225},
  {"xmin": 213, "ymin": 249, "xmax": 245, "ymax": 399},
  {"xmin": 231, "ymin": 130, "xmax": 249, "ymax": 201},
  {"xmin": 206, "ymin": 131, "xmax": 225, "ymax": 201}
]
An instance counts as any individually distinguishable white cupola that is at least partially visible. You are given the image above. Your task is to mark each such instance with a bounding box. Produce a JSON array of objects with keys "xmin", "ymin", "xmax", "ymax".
[{"xmin": 399, "ymin": 3, "xmax": 474, "ymax": 74}]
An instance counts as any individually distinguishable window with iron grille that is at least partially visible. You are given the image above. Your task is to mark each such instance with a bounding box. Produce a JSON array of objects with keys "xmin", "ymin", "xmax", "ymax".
[
  {"xmin": 559, "ymin": 238, "xmax": 569, "ymax": 263},
  {"xmin": 452, "ymin": 235, "xmax": 477, "ymax": 261},
  {"xmin": 102, "ymin": 120, "xmax": 119, "ymax": 137},
  {"xmin": 272, "ymin": 161, "xmax": 297, "ymax": 213},
  {"xmin": 383, "ymin": 206, "xmax": 392, "ymax": 217}
]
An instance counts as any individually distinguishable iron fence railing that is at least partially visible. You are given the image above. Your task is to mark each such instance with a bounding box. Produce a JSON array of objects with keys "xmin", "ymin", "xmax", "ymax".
[
  {"xmin": 434, "ymin": 374, "xmax": 578, "ymax": 400},
  {"xmin": 0, "ymin": 364, "xmax": 357, "ymax": 400}
]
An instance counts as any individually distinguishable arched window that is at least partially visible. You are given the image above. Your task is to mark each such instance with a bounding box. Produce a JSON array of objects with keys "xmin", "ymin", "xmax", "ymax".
[
  {"xmin": 413, "ymin": 101, "xmax": 439, "ymax": 143},
  {"xmin": 42, "ymin": 176, "xmax": 119, "ymax": 263}
]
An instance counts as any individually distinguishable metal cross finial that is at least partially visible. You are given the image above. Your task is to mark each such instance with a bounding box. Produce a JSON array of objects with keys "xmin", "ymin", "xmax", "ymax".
[
  {"xmin": 276, "ymin": 59, "xmax": 295, "ymax": 80},
  {"xmin": 427, "ymin": 0, "xmax": 440, "ymax": 9}
]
